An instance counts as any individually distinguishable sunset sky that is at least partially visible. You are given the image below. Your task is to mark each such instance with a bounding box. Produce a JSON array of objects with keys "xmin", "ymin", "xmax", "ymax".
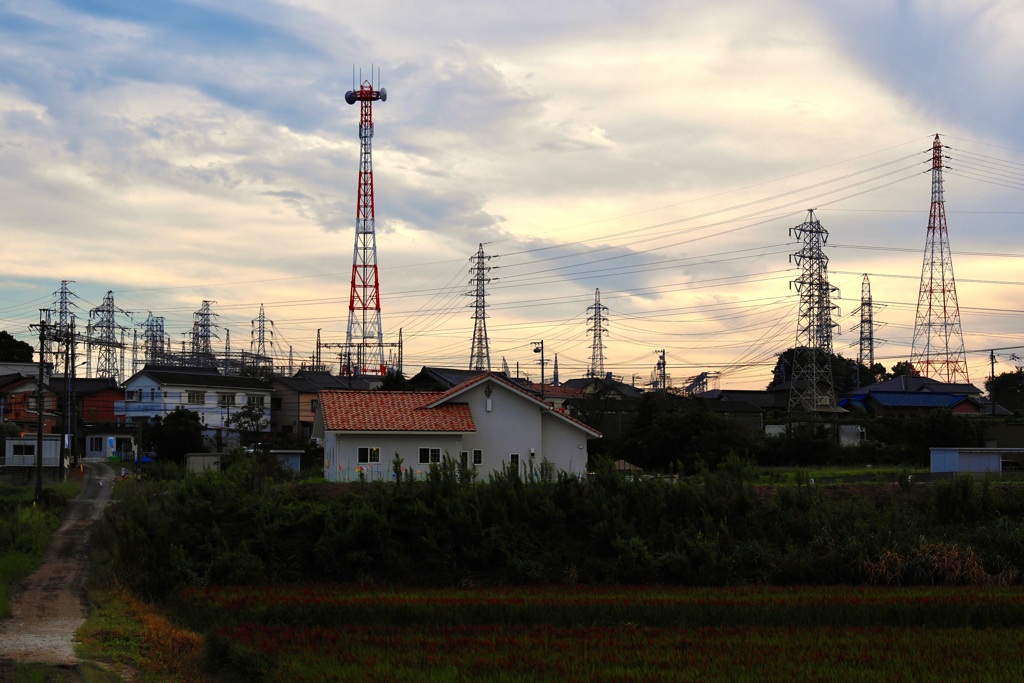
[{"xmin": 1, "ymin": 0, "xmax": 1022, "ymax": 391}]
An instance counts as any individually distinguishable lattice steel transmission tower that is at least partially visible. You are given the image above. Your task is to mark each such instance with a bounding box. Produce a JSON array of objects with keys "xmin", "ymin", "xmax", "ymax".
[
  {"xmin": 49, "ymin": 280, "xmax": 76, "ymax": 375},
  {"xmin": 586, "ymin": 288, "xmax": 608, "ymax": 379},
  {"xmin": 343, "ymin": 72, "xmax": 388, "ymax": 375},
  {"xmin": 89, "ymin": 291, "xmax": 122, "ymax": 381},
  {"xmin": 468, "ymin": 243, "xmax": 494, "ymax": 371},
  {"xmin": 911, "ymin": 134, "xmax": 969, "ymax": 383},
  {"xmin": 250, "ymin": 303, "xmax": 274, "ymax": 373},
  {"xmin": 788, "ymin": 209, "xmax": 839, "ymax": 413},
  {"xmin": 190, "ymin": 300, "xmax": 219, "ymax": 368},
  {"xmin": 857, "ymin": 274, "xmax": 874, "ymax": 387},
  {"xmin": 141, "ymin": 312, "xmax": 167, "ymax": 367}
]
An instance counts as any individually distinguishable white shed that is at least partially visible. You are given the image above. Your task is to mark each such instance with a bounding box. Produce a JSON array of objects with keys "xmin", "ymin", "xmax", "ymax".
[{"xmin": 930, "ymin": 447, "xmax": 1007, "ymax": 474}]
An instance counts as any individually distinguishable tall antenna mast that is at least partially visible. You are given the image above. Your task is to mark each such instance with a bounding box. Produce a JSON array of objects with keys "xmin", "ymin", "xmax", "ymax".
[
  {"xmin": 343, "ymin": 69, "xmax": 388, "ymax": 376},
  {"xmin": 586, "ymin": 288, "xmax": 609, "ymax": 378},
  {"xmin": 788, "ymin": 209, "xmax": 839, "ymax": 413},
  {"xmin": 911, "ymin": 134, "xmax": 969, "ymax": 383},
  {"xmin": 469, "ymin": 243, "xmax": 495, "ymax": 371}
]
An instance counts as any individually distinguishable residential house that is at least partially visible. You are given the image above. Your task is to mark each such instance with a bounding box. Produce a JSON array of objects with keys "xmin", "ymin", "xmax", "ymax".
[
  {"xmin": 50, "ymin": 376, "xmax": 134, "ymax": 461},
  {"xmin": 840, "ymin": 375, "xmax": 988, "ymax": 417},
  {"xmin": 409, "ymin": 366, "xmax": 582, "ymax": 412},
  {"xmin": 407, "ymin": 366, "xmax": 493, "ymax": 391},
  {"xmin": 0, "ymin": 372, "xmax": 59, "ymax": 437},
  {"xmin": 314, "ymin": 372, "xmax": 601, "ymax": 481},
  {"xmin": 270, "ymin": 370, "xmax": 352, "ymax": 443},
  {"xmin": 561, "ymin": 375, "xmax": 643, "ymax": 439},
  {"xmin": 115, "ymin": 365, "xmax": 272, "ymax": 450}
]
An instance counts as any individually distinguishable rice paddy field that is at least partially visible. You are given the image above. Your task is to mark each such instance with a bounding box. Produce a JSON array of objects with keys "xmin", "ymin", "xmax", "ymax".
[{"xmin": 168, "ymin": 584, "xmax": 1024, "ymax": 682}]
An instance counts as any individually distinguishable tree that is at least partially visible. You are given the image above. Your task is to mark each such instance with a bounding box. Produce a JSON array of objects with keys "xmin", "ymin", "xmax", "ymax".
[
  {"xmin": 143, "ymin": 407, "xmax": 204, "ymax": 465},
  {"xmin": 986, "ymin": 370, "xmax": 1024, "ymax": 416},
  {"xmin": 890, "ymin": 360, "xmax": 919, "ymax": 377},
  {"xmin": 0, "ymin": 331, "xmax": 33, "ymax": 363},
  {"xmin": 379, "ymin": 369, "xmax": 409, "ymax": 391},
  {"xmin": 224, "ymin": 402, "xmax": 270, "ymax": 447},
  {"xmin": 767, "ymin": 348, "xmax": 869, "ymax": 394}
]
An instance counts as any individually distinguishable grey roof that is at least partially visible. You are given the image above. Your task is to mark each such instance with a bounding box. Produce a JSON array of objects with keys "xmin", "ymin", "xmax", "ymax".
[
  {"xmin": 408, "ymin": 366, "xmax": 495, "ymax": 390},
  {"xmin": 49, "ymin": 376, "xmax": 121, "ymax": 396},
  {"xmin": 853, "ymin": 375, "xmax": 981, "ymax": 396},
  {"xmin": 701, "ymin": 389, "xmax": 787, "ymax": 410},
  {"xmin": 128, "ymin": 366, "xmax": 271, "ymax": 391},
  {"xmin": 561, "ymin": 376, "xmax": 643, "ymax": 398},
  {"xmin": 273, "ymin": 370, "xmax": 352, "ymax": 393},
  {"xmin": 864, "ymin": 392, "xmax": 979, "ymax": 409}
]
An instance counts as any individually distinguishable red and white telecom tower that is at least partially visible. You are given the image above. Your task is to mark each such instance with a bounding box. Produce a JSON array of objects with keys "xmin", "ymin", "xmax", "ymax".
[
  {"xmin": 910, "ymin": 134, "xmax": 969, "ymax": 383},
  {"xmin": 343, "ymin": 73, "xmax": 387, "ymax": 375}
]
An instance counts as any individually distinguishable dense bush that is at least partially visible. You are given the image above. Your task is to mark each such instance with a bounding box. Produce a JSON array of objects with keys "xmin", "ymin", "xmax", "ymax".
[{"xmin": 94, "ymin": 456, "xmax": 1024, "ymax": 601}]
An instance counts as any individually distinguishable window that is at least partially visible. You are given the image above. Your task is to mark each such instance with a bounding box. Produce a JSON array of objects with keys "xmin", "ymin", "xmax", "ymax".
[
  {"xmin": 358, "ymin": 447, "xmax": 380, "ymax": 464},
  {"xmin": 247, "ymin": 396, "xmax": 265, "ymax": 409},
  {"xmin": 310, "ymin": 399, "xmax": 319, "ymax": 412},
  {"xmin": 187, "ymin": 391, "xmax": 205, "ymax": 405},
  {"xmin": 125, "ymin": 390, "xmax": 140, "ymax": 402},
  {"xmin": 418, "ymin": 447, "xmax": 441, "ymax": 464},
  {"xmin": 460, "ymin": 451, "xmax": 468, "ymax": 468},
  {"xmin": 509, "ymin": 453, "xmax": 520, "ymax": 471},
  {"xmin": 148, "ymin": 389, "xmax": 160, "ymax": 401},
  {"xmin": 89, "ymin": 437, "xmax": 102, "ymax": 452},
  {"xmin": 473, "ymin": 449, "xmax": 483, "ymax": 465},
  {"xmin": 217, "ymin": 393, "xmax": 236, "ymax": 408},
  {"xmin": 13, "ymin": 444, "xmax": 34, "ymax": 456}
]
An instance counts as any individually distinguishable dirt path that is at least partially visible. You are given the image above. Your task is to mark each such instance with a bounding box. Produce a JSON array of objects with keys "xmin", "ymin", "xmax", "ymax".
[{"xmin": 0, "ymin": 460, "xmax": 113, "ymax": 666}]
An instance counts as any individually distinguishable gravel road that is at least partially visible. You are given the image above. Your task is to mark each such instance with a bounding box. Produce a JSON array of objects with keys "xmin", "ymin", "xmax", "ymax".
[{"xmin": 0, "ymin": 460, "xmax": 113, "ymax": 666}]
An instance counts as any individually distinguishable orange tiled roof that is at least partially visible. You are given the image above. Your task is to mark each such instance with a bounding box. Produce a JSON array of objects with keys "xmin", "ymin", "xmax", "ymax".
[{"xmin": 318, "ymin": 391, "xmax": 475, "ymax": 433}]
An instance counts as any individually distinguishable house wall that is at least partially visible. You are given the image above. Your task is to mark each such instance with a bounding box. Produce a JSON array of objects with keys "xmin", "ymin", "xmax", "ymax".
[
  {"xmin": 84, "ymin": 433, "xmax": 136, "ymax": 460},
  {"xmin": 118, "ymin": 377, "xmax": 270, "ymax": 442},
  {"xmin": 540, "ymin": 412, "xmax": 588, "ymax": 475},
  {"xmin": 459, "ymin": 382, "xmax": 543, "ymax": 477},
  {"xmin": 323, "ymin": 432, "xmax": 464, "ymax": 482},
  {"xmin": 271, "ymin": 387, "xmax": 316, "ymax": 440},
  {"xmin": 79, "ymin": 389, "xmax": 123, "ymax": 423}
]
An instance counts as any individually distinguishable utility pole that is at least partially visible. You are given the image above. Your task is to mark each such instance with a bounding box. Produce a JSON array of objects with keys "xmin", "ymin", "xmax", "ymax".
[
  {"xmin": 33, "ymin": 310, "xmax": 49, "ymax": 502},
  {"xmin": 532, "ymin": 341, "xmax": 545, "ymax": 399}
]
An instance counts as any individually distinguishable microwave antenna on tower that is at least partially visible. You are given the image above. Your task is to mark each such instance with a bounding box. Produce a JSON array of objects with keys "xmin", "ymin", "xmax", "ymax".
[{"xmin": 343, "ymin": 66, "xmax": 388, "ymax": 375}]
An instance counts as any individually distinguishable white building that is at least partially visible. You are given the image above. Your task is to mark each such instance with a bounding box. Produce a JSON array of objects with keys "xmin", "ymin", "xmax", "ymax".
[
  {"xmin": 115, "ymin": 365, "xmax": 272, "ymax": 449},
  {"xmin": 313, "ymin": 372, "xmax": 601, "ymax": 482}
]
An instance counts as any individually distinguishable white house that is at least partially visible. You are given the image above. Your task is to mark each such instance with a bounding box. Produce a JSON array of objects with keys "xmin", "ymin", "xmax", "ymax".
[
  {"xmin": 115, "ymin": 365, "xmax": 272, "ymax": 449},
  {"xmin": 313, "ymin": 372, "xmax": 601, "ymax": 482}
]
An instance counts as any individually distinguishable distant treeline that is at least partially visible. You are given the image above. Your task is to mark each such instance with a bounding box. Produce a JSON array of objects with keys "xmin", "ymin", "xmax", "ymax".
[{"xmin": 94, "ymin": 455, "xmax": 1024, "ymax": 601}]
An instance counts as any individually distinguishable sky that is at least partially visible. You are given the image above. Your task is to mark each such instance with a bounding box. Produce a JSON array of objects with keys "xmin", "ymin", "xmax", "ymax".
[{"xmin": 1, "ymin": 0, "xmax": 1023, "ymax": 391}]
